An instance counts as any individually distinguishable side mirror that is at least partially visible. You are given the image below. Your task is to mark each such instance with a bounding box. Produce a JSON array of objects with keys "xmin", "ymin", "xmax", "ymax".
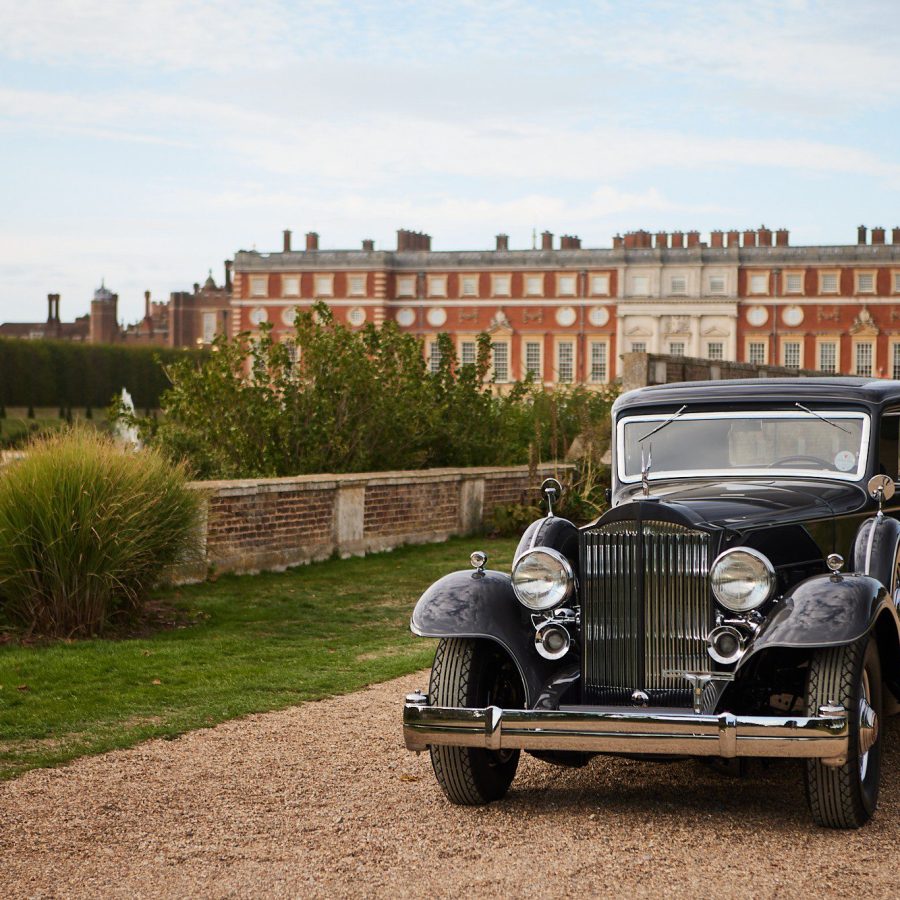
[
  {"xmin": 540, "ymin": 478, "xmax": 563, "ymax": 517},
  {"xmin": 867, "ymin": 474, "xmax": 895, "ymax": 512}
]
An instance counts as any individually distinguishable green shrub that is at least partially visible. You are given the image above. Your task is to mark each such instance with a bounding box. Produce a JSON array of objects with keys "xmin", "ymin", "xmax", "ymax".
[{"xmin": 0, "ymin": 428, "xmax": 202, "ymax": 637}]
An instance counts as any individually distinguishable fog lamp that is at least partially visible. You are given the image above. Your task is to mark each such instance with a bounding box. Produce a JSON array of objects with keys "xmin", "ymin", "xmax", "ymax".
[
  {"xmin": 534, "ymin": 620, "xmax": 571, "ymax": 660},
  {"xmin": 706, "ymin": 625, "xmax": 746, "ymax": 665}
]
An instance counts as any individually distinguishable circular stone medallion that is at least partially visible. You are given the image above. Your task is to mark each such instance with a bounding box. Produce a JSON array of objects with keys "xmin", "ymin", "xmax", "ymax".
[
  {"xmin": 427, "ymin": 307, "xmax": 448, "ymax": 327},
  {"xmin": 588, "ymin": 306, "xmax": 610, "ymax": 327},
  {"xmin": 249, "ymin": 307, "xmax": 268, "ymax": 326},
  {"xmin": 556, "ymin": 306, "xmax": 577, "ymax": 327},
  {"xmin": 782, "ymin": 305, "xmax": 804, "ymax": 327},
  {"xmin": 746, "ymin": 305, "xmax": 768, "ymax": 327},
  {"xmin": 281, "ymin": 306, "xmax": 298, "ymax": 326},
  {"xmin": 396, "ymin": 307, "xmax": 416, "ymax": 327},
  {"xmin": 348, "ymin": 307, "xmax": 366, "ymax": 326}
]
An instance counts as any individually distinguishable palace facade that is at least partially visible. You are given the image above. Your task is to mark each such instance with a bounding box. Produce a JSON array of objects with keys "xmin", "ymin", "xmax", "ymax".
[{"xmin": 231, "ymin": 225, "xmax": 900, "ymax": 384}]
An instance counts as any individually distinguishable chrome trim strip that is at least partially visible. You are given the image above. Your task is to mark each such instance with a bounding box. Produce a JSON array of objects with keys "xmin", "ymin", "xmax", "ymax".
[{"xmin": 403, "ymin": 700, "xmax": 849, "ymax": 763}]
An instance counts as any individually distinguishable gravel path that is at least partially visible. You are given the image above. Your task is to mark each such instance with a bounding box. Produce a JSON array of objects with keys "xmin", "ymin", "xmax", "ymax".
[{"xmin": 3, "ymin": 670, "xmax": 900, "ymax": 898}]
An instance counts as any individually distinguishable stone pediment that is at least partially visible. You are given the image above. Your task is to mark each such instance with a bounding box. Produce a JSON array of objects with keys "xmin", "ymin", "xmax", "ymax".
[
  {"xmin": 701, "ymin": 325, "xmax": 731, "ymax": 338},
  {"xmin": 625, "ymin": 324, "xmax": 653, "ymax": 337},
  {"xmin": 850, "ymin": 306, "xmax": 879, "ymax": 336},
  {"xmin": 488, "ymin": 309, "xmax": 512, "ymax": 335}
]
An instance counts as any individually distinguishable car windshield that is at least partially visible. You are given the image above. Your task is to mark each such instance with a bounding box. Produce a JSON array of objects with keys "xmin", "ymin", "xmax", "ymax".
[{"xmin": 617, "ymin": 410, "xmax": 870, "ymax": 483}]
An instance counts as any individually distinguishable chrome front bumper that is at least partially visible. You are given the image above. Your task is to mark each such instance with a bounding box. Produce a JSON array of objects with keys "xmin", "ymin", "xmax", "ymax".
[{"xmin": 403, "ymin": 692, "xmax": 850, "ymax": 765}]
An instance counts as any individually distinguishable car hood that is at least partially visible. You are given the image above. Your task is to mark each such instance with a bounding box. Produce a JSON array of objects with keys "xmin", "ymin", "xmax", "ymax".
[{"xmin": 613, "ymin": 478, "xmax": 868, "ymax": 530}]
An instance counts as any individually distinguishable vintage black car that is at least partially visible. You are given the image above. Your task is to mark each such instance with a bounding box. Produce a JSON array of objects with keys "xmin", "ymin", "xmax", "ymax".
[{"xmin": 403, "ymin": 377, "xmax": 900, "ymax": 828}]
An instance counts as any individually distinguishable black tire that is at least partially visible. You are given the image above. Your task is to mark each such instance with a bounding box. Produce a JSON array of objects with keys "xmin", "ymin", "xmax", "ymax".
[
  {"xmin": 428, "ymin": 638, "xmax": 523, "ymax": 805},
  {"xmin": 805, "ymin": 636, "xmax": 882, "ymax": 828}
]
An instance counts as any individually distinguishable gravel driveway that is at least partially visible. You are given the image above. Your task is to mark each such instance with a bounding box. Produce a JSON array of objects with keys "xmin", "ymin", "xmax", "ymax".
[{"xmin": 3, "ymin": 670, "xmax": 900, "ymax": 898}]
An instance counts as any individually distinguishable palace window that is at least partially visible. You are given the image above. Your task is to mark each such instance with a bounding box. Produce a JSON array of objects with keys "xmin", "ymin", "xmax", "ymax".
[
  {"xmin": 748, "ymin": 342, "xmax": 767, "ymax": 365},
  {"xmin": 708, "ymin": 276, "xmax": 726, "ymax": 295},
  {"xmin": 525, "ymin": 341, "xmax": 542, "ymax": 379},
  {"xmin": 631, "ymin": 341, "xmax": 647, "ymax": 353},
  {"xmin": 429, "ymin": 340, "xmax": 442, "ymax": 374},
  {"xmin": 892, "ymin": 344, "xmax": 900, "ymax": 380},
  {"xmin": 631, "ymin": 275, "xmax": 649, "ymax": 295},
  {"xmin": 591, "ymin": 274, "xmax": 610, "ymax": 295},
  {"xmin": 589, "ymin": 342, "xmax": 608, "ymax": 382},
  {"xmin": 282, "ymin": 275, "xmax": 300, "ymax": 297},
  {"xmin": 314, "ymin": 274, "xmax": 334, "ymax": 297},
  {"xmin": 784, "ymin": 273, "xmax": 803, "ymax": 294},
  {"xmin": 707, "ymin": 342, "xmax": 723, "ymax": 360},
  {"xmin": 855, "ymin": 342, "xmax": 873, "ymax": 377},
  {"xmin": 492, "ymin": 342, "xmax": 509, "ymax": 382},
  {"xmin": 428, "ymin": 275, "xmax": 447, "ymax": 297},
  {"xmin": 525, "ymin": 275, "xmax": 543, "ymax": 296},
  {"xmin": 749, "ymin": 273, "xmax": 768, "ymax": 295},
  {"xmin": 820, "ymin": 273, "xmax": 838, "ymax": 294},
  {"xmin": 557, "ymin": 341, "xmax": 574, "ymax": 383},
  {"xmin": 856, "ymin": 272, "xmax": 875, "ymax": 294},
  {"xmin": 396, "ymin": 275, "xmax": 415, "ymax": 297},
  {"xmin": 250, "ymin": 276, "xmax": 267, "ymax": 297},
  {"xmin": 492, "ymin": 275, "xmax": 511, "ymax": 297},
  {"xmin": 461, "ymin": 275, "xmax": 478, "ymax": 297},
  {"xmin": 669, "ymin": 341, "xmax": 685, "ymax": 357},
  {"xmin": 670, "ymin": 276, "xmax": 687, "ymax": 295},
  {"xmin": 818, "ymin": 342, "xmax": 837, "ymax": 373},
  {"xmin": 460, "ymin": 340, "xmax": 477, "ymax": 366},
  {"xmin": 348, "ymin": 275, "xmax": 366, "ymax": 296},
  {"xmin": 558, "ymin": 274, "xmax": 576, "ymax": 296},
  {"xmin": 783, "ymin": 341, "xmax": 801, "ymax": 368}
]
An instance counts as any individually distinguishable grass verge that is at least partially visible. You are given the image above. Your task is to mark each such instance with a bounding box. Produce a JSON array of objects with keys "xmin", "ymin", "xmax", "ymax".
[{"xmin": 0, "ymin": 535, "xmax": 517, "ymax": 779}]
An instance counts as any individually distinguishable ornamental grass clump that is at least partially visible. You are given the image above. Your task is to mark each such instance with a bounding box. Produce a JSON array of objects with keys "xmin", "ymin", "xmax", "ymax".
[{"xmin": 0, "ymin": 428, "xmax": 202, "ymax": 637}]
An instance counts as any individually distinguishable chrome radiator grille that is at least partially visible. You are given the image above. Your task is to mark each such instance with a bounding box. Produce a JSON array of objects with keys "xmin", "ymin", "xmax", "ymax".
[{"xmin": 580, "ymin": 521, "xmax": 713, "ymax": 705}]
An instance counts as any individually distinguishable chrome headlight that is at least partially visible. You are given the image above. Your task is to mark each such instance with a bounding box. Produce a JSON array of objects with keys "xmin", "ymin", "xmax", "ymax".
[
  {"xmin": 511, "ymin": 548, "xmax": 574, "ymax": 611},
  {"xmin": 710, "ymin": 547, "xmax": 775, "ymax": 613}
]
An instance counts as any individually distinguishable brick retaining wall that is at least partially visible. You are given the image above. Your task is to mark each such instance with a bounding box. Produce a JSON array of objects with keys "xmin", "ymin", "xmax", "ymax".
[{"xmin": 181, "ymin": 464, "xmax": 568, "ymax": 580}]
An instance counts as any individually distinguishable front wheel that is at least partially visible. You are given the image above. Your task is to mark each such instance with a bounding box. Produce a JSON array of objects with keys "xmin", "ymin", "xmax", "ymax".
[
  {"xmin": 805, "ymin": 636, "xmax": 882, "ymax": 828},
  {"xmin": 428, "ymin": 638, "xmax": 523, "ymax": 805}
]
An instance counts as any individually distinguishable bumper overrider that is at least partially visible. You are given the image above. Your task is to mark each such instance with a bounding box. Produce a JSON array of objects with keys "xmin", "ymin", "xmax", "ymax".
[{"xmin": 403, "ymin": 692, "xmax": 850, "ymax": 766}]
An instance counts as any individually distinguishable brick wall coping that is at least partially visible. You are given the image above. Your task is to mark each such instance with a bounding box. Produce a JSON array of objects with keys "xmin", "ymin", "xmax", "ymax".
[{"xmin": 190, "ymin": 464, "xmax": 556, "ymax": 496}]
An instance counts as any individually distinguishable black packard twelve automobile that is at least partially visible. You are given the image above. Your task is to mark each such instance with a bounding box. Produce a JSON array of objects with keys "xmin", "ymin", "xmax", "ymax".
[{"xmin": 402, "ymin": 377, "xmax": 900, "ymax": 828}]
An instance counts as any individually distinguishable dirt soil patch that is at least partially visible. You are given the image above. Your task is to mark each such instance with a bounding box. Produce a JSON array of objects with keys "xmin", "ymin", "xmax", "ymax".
[{"xmin": 2, "ymin": 670, "xmax": 900, "ymax": 898}]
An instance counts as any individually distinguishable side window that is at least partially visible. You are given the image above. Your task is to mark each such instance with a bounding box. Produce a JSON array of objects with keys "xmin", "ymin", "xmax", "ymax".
[{"xmin": 878, "ymin": 412, "xmax": 900, "ymax": 480}]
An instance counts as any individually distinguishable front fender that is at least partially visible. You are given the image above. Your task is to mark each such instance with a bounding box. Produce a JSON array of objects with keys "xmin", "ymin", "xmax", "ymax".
[
  {"xmin": 741, "ymin": 573, "xmax": 893, "ymax": 668},
  {"xmin": 410, "ymin": 569, "xmax": 554, "ymax": 706}
]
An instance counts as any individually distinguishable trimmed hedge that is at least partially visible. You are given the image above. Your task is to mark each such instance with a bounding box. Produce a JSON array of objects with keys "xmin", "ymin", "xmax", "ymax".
[{"xmin": 0, "ymin": 338, "xmax": 204, "ymax": 410}]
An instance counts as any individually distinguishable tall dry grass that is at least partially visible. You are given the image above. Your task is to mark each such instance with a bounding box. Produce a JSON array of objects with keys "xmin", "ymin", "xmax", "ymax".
[{"xmin": 0, "ymin": 428, "xmax": 202, "ymax": 637}]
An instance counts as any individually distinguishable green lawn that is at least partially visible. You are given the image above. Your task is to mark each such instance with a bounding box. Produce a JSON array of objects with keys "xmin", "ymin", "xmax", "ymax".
[{"xmin": 0, "ymin": 536, "xmax": 518, "ymax": 780}]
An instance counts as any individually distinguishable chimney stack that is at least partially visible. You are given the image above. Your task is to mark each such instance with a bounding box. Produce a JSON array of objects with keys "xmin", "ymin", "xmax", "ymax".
[
  {"xmin": 495, "ymin": 233, "xmax": 509, "ymax": 251},
  {"xmin": 47, "ymin": 293, "xmax": 60, "ymax": 323},
  {"xmin": 656, "ymin": 231, "xmax": 669, "ymax": 249},
  {"xmin": 892, "ymin": 227, "xmax": 900, "ymax": 245},
  {"xmin": 727, "ymin": 229, "xmax": 740, "ymax": 248},
  {"xmin": 541, "ymin": 231, "xmax": 554, "ymax": 251},
  {"xmin": 283, "ymin": 229, "xmax": 292, "ymax": 252},
  {"xmin": 144, "ymin": 290, "xmax": 151, "ymax": 320},
  {"xmin": 612, "ymin": 234, "xmax": 624, "ymax": 250},
  {"xmin": 306, "ymin": 231, "xmax": 319, "ymax": 251},
  {"xmin": 396, "ymin": 229, "xmax": 432, "ymax": 251},
  {"xmin": 671, "ymin": 231, "xmax": 684, "ymax": 249},
  {"xmin": 775, "ymin": 228, "xmax": 790, "ymax": 247},
  {"xmin": 710, "ymin": 230, "xmax": 724, "ymax": 249},
  {"xmin": 559, "ymin": 234, "xmax": 581, "ymax": 249},
  {"xmin": 858, "ymin": 225, "xmax": 867, "ymax": 245},
  {"xmin": 742, "ymin": 229, "xmax": 757, "ymax": 248},
  {"xmin": 687, "ymin": 230, "xmax": 701, "ymax": 248},
  {"xmin": 757, "ymin": 226, "xmax": 772, "ymax": 247},
  {"xmin": 224, "ymin": 260, "xmax": 233, "ymax": 291},
  {"xmin": 872, "ymin": 226, "xmax": 885, "ymax": 245},
  {"xmin": 362, "ymin": 238, "xmax": 375, "ymax": 252}
]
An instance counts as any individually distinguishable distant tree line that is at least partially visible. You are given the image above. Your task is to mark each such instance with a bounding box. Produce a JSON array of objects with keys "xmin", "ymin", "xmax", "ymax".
[{"xmin": 0, "ymin": 338, "xmax": 204, "ymax": 411}]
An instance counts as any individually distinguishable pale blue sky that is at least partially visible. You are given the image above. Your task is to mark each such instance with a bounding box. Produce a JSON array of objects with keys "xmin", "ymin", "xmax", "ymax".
[{"xmin": 1, "ymin": 0, "xmax": 899, "ymax": 325}]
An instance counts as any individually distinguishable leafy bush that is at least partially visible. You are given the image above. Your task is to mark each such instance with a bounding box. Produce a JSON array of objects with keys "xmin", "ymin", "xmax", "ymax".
[{"xmin": 0, "ymin": 428, "xmax": 202, "ymax": 637}]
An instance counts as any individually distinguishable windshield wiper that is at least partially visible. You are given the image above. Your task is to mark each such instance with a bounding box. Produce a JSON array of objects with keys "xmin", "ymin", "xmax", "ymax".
[
  {"xmin": 794, "ymin": 403, "xmax": 851, "ymax": 434},
  {"xmin": 639, "ymin": 405, "xmax": 687, "ymax": 442}
]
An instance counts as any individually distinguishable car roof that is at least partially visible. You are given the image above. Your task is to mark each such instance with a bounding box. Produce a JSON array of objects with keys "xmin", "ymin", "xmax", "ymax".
[{"xmin": 614, "ymin": 377, "xmax": 900, "ymax": 415}]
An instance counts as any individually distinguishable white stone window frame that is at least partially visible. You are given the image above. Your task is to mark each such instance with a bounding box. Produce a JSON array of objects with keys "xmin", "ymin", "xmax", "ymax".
[
  {"xmin": 461, "ymin": 274, "xmax": 479, "ymax": 298},
  {"xmin": 854, "ymin": 340, "xmax": 874, "ymax": 377},
  {"xmin": 459, "ymin": 337, "xmax": 478, "ymax": 367},
  {"xmin": 282, "ymin": 275, "xmax": 300, "ymax": 297},
  {"xmin": 669, "ymin": 275, "xmax": 688, "ymax": 296},
  {"xmin": 630, "ymin": 341, "xmax": 647, "ymax": 354},
  {"xmin": 630, "ymin": 274, "xmax": 650, "ymax": 297},
  {"xmin": 817, "ymin": 338, "xmax": 838, "ymax": 374},
  {"xmin": 523, "ymin": 339, "xmax": 542, "ymax": 380},
  {"xmin": 891, "ymin": 340, "xmax": 900, "ymax": 379},
  {"xmin": 855, "ymin": 270, "xmax": 876, "ymax": 294},
  {"xmin": 708, "ymin": 275, "xmax": 726, "ymax": 296},
  {"xmin": 783, "ymin": 270, "xmax": 804, "ymax": 295},
  {"xmin": 525, "ymin": 274, "xmax": 544, "ymax": 297},
  {"xmin": 748, "ymin": 272, "xmax": 769, "ymax": 296},
  {"xmin": 428, "ymin": 339, "xmax": 442, "ymax": 374},
  {"xmin": 588, "ymin": 339, "xmax": 609, "ymax": 383},
  {"xmin": 557, "ymin": 273, "xmax": 577, "ymax": 297},
  {"xmin": 819, "ymin": 271, "xmax": 840, "ymax": 295},
  {"xmin": 590, "ymin": 273, "xmax": 610, "ymax": 296},
  {"xmin": 314, "ymin": 274, "xmax": 334, "ymax": 297},
  {"xmin": 428, "ymin": 274, "xmax": 448, "ymax": 298},
  {"xmin": 250, "ymin": 275, "xmax": 268, "ymax": 298},
  {"xmin": 668, "ymin": 341, "xmax": 685, "ymax": 357},
  {"xmin": 492, "ymin": 340, "xmax": 510, "ymax": 383},
  {"xmin": 396, "ymin": 275, "xmax": 416, "ymax": 298},
  {"xmin": 782, "ymin": 339, "xmax": 802, "ymax": 369},
  {"xmin": 555, "ymin": 339, "xmax": 576, "ymax": 384},
  {"xmin": 746, "ymin": 338, "xmax": 768, "ymax": 365},
  {"xmin": 706, "ymin": 341, "xmax": 724, "ymax": 361},
  {"xmin": 348, "ymin": 275, "xmax": 366, "ymax": 297},
  {"xmin": 892, "ymin": 269, "xmax": 900, "ymax": 295},
  {"xmin": 492, "ymin": 274, "xmax": 511, "ymax": 298}
]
